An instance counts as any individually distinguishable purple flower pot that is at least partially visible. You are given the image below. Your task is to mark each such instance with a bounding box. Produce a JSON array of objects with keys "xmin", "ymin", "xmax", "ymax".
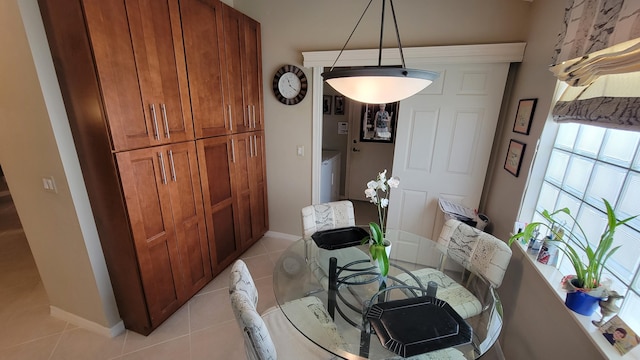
[{"xmin": 565, "ymin": 290, "xmax": 601, "ymax": 316}]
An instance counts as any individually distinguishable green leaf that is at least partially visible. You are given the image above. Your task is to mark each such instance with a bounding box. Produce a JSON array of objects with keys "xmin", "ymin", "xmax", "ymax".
[
  {"xmin": 368, "ymin": 222, "xmax": 384, "ymax": 246},
  {"xmin": 370, "ymin": 244, "xmax": 389, "ymax": 276}
]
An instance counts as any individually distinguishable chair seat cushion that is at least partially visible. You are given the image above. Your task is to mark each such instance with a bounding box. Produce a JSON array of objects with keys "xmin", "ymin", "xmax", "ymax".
[
  {"xmin": 262, "ymin": 296, "xmax": 347, "ymax": 358},
  {"xmin": 394, "ymin": 268, "xmax": 482, "ymax": 319}
]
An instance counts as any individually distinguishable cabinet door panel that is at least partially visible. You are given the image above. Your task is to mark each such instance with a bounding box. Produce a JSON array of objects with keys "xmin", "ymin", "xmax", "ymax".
[
  {"xmin": 249, "ymin": 132, "xmax": 268, "ymax": 238},
  {"xmin": 83, "ymin": 0, "xmax": 150, "ymax": 151},
  {"xmin": 222, "ymin": 5, "xmax": 250, "ymax": 133},
  {"xmin": 116, "ymin": 148, "xmax": 182, "ymax": 323},
  {"xmin": 196, "ymin": 137, "xmax": 240, "ymax": 272},
  {"xmin": 165, "ymin": 142, "xmax": 211, "ymax": 296},
  {"xmin": 125, "ymin": 0, "xmax": 193, "ymax": 143},
  {"xmin": 243, "ymin": 17, "xmax": 262, "ymax": 130},
  {"xmin": 232, "ymin": 134, "xmax": 254, "ymax": 248},
  {"xmin": 180, "ymin": 0, "xmax": 229, "ymax": 138}
]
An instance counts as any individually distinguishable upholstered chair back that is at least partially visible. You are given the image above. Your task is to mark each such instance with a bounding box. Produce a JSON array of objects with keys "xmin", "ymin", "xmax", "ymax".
[
  {"xmin": 437, "ymin": 219, "xmax": 512, "ymax": 288},
  {"xmin": 301, "ymin": 201, "xmax": 355, "ymax": 238},
  {"xmin": 230, "ymin": 259, "xmax": 259, "ymax": 306},
  {"xmin": 230, "ymin": 291, "xmax": 277, "ymax": 360}
]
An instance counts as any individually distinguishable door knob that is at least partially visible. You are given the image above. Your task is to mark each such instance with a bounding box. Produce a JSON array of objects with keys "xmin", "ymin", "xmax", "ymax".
[{"xmin": 352, "ymin": 147, "xmax": 360, "ymax": 152}]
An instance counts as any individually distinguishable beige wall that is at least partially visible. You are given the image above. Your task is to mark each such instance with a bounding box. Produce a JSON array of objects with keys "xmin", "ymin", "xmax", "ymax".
[
  {"xmin": 0, "ymin": 0, "xmax": 120, "ymax": 331},
  {"xmin": 484, "ymin": 0, "xmax": 605, "ymax": 358}
]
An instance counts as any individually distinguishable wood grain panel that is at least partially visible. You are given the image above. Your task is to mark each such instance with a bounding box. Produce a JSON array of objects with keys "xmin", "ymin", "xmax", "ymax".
[
  {"xmin": 222, "ymin": 4, "xmax": 249, "ymax": 132},
  {"xmin": 180, "ymin": 0, "xmax": 229, "ymax": 138},
  {"xmin": 196, "ymin": 137, "xmax": 240, "ymax": 273},
  {"xmin": 83, "ymin": 0, "xmax": 149, "ymax": 151},
  {"xmin": 125, "ymin": 0, "xmax": 193, "ymax": 143},
  {"xmin": 165, "ymin": 142, "xmax": 211, "ymax": 296},
  {"xmin": 116, "ymin": 147, "xmax": 181, "ymax": 323}
]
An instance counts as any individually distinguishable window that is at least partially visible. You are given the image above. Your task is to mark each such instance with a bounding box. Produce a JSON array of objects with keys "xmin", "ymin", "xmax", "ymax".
[{"xmin": 531, "ymin": 122, "xmax": 640, "ymax": 331}]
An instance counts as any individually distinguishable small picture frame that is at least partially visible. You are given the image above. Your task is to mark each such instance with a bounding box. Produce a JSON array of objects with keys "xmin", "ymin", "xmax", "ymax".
[
  {"xmin": 513, "ymin": 98, "xmax": 537, "ymax": 135},
  {"xmin": 599, "ymin": 315, "xmax": 640, "ymax": 355},
  {"xmin": 334, "ymin": 96, "xmax": 345, "ymax": 115},
  {"xmin": 359, "ymin": 102, "xmax": 399, "ymax": 143},
  {"xmin": 322, "ymin": 95, "xmax": 332, "ymax": 115},
  {"xmin": 504, "ymin": 140, "xmax": 526, "ymax": 177}
]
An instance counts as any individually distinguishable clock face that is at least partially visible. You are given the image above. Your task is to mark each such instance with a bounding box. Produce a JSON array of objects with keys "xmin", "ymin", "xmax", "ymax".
[{"xmin": 273, "ymin": 65, "xmax": 308, "ymax": 105}]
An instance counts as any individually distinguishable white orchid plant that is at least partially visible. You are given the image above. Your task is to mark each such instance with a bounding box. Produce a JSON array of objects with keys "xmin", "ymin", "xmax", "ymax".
[{"xmin": 361, "ymin": 169, "xmax": 400, "ymax": 276}]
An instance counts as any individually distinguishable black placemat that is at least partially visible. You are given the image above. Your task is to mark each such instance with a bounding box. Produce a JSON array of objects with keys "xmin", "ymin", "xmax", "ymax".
[
  {"xmin": 366, "ymin": 296, "xmax": 472, "ymax": 357},
  {"xmin": 311, "ymin": 226, "xmax": 369, "ymax": 250}
]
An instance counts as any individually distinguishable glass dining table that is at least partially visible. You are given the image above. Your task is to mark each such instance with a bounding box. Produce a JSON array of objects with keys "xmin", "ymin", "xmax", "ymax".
[{"xmin": 272, "ymin": 228, "xmax": 504, "ymax": 360}]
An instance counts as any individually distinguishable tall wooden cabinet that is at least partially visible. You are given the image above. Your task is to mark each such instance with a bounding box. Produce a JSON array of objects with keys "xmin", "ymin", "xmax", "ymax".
[{"xmin": 39, "ymin": 0, "xmax": 267, "ymax": 335}]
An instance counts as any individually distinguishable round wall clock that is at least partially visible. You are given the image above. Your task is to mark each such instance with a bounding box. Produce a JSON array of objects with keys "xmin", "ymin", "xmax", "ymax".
[{"xmin": 273, "ymin": 65, "xmax": 308, "ymax": 105}]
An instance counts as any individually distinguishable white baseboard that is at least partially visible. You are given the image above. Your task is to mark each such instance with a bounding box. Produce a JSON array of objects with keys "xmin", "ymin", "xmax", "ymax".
[
  {"xmin": 50, "ymin": 306, "xmax": 125, "ymax": 338},
  {"xmin": 264, "ymin": 230, "xmax": 299, "ymax": 241}
]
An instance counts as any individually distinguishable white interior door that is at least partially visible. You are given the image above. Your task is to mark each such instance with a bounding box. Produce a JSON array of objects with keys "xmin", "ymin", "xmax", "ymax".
[
  {"xmin": 386, "ymin": 63, "xmax": 510, "ymax": 264},
  {"xmin": 346, "ymin": 100, "xmax": 395, "ymax": 201}
]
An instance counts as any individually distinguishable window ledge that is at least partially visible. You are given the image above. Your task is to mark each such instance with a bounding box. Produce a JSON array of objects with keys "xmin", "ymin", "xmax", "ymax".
[{"xmin": 515, "ymin": 242, "xmax": 640, "ymax": 360}]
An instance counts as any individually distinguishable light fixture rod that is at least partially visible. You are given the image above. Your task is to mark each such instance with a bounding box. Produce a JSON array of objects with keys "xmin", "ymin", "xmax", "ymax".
[
  {"xmin": 329, "ymin": 0, "xmax": 375, "ymax": 71},
  {"xmin": 389, "ymin": 0, "xmax": 407, "ymax": 68},
  {"xmin": 378, "ymin": 0, "xmax": 385, "ymax": 67}
]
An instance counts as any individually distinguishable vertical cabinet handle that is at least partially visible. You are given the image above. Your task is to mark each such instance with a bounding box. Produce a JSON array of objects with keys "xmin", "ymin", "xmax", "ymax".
[
  {"xmin": 160, "ymin": 103, "xmax": 170, "ymax": 139},
  {"xmin": 253, "ymin": 135, "xmax": 258, "ymax": 157},
  {"xmin": 249, "ymin": 135, "xmax": 254, "ymax": 158},
  {"xmin": 150, "ymin": 104, "xmax": 160, "ymax": 140},
  {"xmin": 231, "ymin": 138, "xmax": 236, "ymax": 163},
  {"xmin": 168, "ymin": 150, "xmax": 176, "ymax": 182},
  {"xmin": 158, "ymin": 152, "xmax": 167, "ymax": 184},
  {"xmin": 252, "ymin": 105, "xmax": 256, "ymax": 128},
  {"xmin": 227, "ymin": 104, "xmax": 233, "ymax": 131}
]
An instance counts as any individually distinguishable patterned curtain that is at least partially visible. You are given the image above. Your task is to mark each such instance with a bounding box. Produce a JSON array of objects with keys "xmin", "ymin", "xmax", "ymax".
[
  {"xmin": 551, "ymin": 0, "xmax": 640, "ymax": 130},
  {"xmin": 552, "ymin": 0, "xmax": 640, "ymax": 65}
]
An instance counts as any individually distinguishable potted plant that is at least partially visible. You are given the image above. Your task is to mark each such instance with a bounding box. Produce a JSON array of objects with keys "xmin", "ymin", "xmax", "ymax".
[
  {"xmin": 509, "ymin": 199, "xmax": 636, "ymax": 315},
  {"xmin": 361, "ymin": 169, "xmax": 399, "ymax": 277}
]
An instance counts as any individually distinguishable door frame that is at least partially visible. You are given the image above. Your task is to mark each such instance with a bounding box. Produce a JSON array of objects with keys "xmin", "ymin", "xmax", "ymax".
[{"xmin": 303, "ymin": 43, "xmax": 526, "ymax": 204}]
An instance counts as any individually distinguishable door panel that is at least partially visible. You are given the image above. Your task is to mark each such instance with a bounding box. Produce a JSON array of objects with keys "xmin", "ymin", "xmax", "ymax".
[
  {"xmin": 243, "ymin": 17, "xmax": 262, "ymax": 130},
  {"xmin": 250, "ymin": 132, "xmax": 268, "ymax": 238},
  {"xmin": 125, "ymin": 0, "xmax": 193, "ymax": 144},
  {"xmin": 180, "ymin": 0, "xmax": 229, "ymax": 138},
  {"xmin": 232, "ymin": 133, "xmax": 254, "ymax": 247},
  {"xmin": 386, "ymin": 63, "xmax": 510, "ymax": 264},
  {"xmin": 196, "ymin": 137, "xmax": 240, "ymax": 273},
  {"xmin": 116, "ymin": 148, "xmax": 181, "ymax": 323},
  {"xmin": 222, "ymin": 5, "xmax": 249, "ymax": 133},
  {"xmin": 83, "ymin": 0, "xmax": 149, "ymax": 151},
  {"xmin": 165, "ymin": 142, "xmax": 211, "ymax": 296}
]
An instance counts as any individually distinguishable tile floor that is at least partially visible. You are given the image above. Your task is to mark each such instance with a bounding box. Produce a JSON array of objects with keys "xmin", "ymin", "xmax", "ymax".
[{"xmin": 0, "ymin": 187, "xmax": 378, "ymax": 360}]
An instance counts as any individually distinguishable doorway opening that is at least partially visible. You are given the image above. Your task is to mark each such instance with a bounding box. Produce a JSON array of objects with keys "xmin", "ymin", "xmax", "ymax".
[{"xmin": 320, "ymin": 68, "xmax": 396, "ymax": 209}]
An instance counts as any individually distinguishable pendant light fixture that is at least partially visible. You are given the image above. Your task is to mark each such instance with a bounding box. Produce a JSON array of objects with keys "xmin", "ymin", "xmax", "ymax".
[{"xmin": 322, "ymin": 0, "xmax": 438, "ymax": 104}]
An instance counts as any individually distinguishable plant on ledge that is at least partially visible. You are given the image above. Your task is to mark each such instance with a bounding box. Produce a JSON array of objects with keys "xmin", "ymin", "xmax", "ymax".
[
  {"xmin": 361, "ymin": 169, "xmax": 399, "ymax": 277},
  {"xmin": 508, "ymin": 199, "xmax": 636, "ymax": 315}
]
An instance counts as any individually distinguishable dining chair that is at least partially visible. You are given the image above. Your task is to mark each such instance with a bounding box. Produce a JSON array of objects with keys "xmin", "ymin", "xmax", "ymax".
[
  {"xmin": 394, "ymin": 219, "xmax": 512, "ymax": 319},
  {"xmin": 301, "ymin": 201, "xmax": 370, "ymax": 289},
  {"xmin": 229, "ymin": 260, "xmax": 347, "ymax": 360}
]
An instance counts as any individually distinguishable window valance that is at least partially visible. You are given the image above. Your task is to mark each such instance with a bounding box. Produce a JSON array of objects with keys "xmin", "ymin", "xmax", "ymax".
[{"xmin": 551, "ymin": 0, "xmax": 640, "ymax": 131}]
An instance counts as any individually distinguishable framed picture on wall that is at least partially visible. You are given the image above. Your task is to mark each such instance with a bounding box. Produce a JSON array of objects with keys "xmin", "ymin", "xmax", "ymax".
[
  {"xmin": 504, "ymin": 139, "xmax": 526, "ymax": 177},
  {"xmin": 360, "ymin": 102, "xmax": 399, "ymax": 143},
  {"xmin": 334, "ymin": 96, "xmax": 345, "ymax": 115},
  {"xmin": 323, "ymin": 95, "xmax": 332, "ymax": 114},
  {"xmin": 513, "ymin": 98, "xmax": 537, "ymax": 135}
]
